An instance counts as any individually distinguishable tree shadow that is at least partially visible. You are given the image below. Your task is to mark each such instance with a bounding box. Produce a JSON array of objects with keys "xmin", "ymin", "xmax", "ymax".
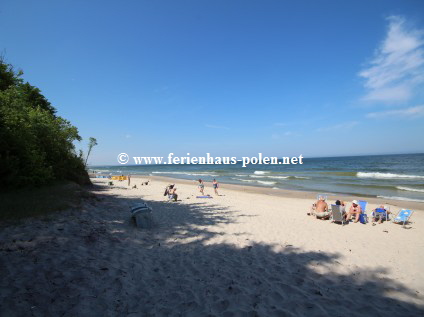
[{"xmin": 0, "ymin": 184, "xmax": 423, "ymax": 316}]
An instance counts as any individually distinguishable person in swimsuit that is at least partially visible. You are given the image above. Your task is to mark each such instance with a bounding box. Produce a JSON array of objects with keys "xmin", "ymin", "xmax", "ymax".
[
  {"xmin": 314, "ymin": 196, "xmax": 330, "ymax": 219},
  {"xmin": 212, "ymin": 179, "xmax": 219, "ymax": 195},
  {"xmin": 198, "ymin": 179, "xmax": 205, "ymax": 195},
  {"xmin": 372, "ymin": 204, "xmax": 389, "ymax": 224},
  {"xmin": 344, "ymin": 200, "xmax": 362, "ymax": 223},
  {"xmin": 169, "ymin": 187, "xmax": 178, "ymax": 202}
]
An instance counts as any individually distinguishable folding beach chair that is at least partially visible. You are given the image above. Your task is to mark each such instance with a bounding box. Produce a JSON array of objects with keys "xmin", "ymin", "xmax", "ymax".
[
  {"xmin": 331, "ymin": 204, "xmax": 347, "ymax": 225},
  {"xmin": 392, "ymin": 209, "xmax": 413, "ymax": 228},
  {"xmin": 371, "ymin": 207, "xmax": 389, "ymax": 222},
  {"xmin": 357, "ymin": 200, "xmax": 368, "ymax": 223}
]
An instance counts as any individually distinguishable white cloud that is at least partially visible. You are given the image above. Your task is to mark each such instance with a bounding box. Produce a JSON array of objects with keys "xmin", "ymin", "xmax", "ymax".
[
  {"xmin": 205, "ymin": 124, "xmax": 230, "ymax": 130},
  {"xmin": 359, "ymin": 16, "xmax": 424, "ymax": 103},
  {"xmin": 317, "ymin": 121, "xmax": 359, "ymax": 132},
  {"xmin": 366, "ymin": 105, "xmax": 424, "ymax": 118}
]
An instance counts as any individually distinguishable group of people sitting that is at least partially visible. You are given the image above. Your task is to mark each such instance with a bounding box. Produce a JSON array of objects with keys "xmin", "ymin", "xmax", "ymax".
[{"xmin": 309, "ymin": 196, "xmax": 389, "ymax": 224}]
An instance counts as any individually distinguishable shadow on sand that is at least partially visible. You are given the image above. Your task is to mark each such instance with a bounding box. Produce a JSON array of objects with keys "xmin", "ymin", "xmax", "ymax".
[{"xmin": 0, "ymin": 184, "xmax": 423, "ymax": 316}]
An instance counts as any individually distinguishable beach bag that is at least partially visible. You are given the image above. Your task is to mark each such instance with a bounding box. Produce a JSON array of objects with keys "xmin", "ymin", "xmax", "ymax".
[{"xmin": 359, "ymin": 213, "xmax": 367, "ymax": 224}]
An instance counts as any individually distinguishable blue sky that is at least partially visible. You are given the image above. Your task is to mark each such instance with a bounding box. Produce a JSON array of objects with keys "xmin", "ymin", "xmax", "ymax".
[{"xmin": 1, "ymin": 0, "xmax": 424, "ymax": 165}]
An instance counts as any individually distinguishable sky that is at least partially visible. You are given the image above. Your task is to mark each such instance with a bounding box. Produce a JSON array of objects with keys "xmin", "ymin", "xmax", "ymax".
[{"xmin": 1, "ymin": 0, "xmax": 424, "ymax": 165}]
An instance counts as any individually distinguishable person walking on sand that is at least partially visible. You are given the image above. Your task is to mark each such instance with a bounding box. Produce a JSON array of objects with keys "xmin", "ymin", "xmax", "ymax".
[
  {"xmin": 128, "ymin": 174, "xmax": 131, "ymax": 186},
  {"xmin": 212, "ymin": 179, "xmax": 219, "ymax": 195},
  {"xmin": 198, "ymin": 179, "xmax": 205, "ymax": 195}
]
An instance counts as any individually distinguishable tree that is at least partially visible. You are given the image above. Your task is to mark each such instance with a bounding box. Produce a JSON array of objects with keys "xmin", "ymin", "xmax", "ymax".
[
  {"xmin": 85, "ymin": 137, "xmax": 98, "ymax": 166},
  {"xmin": 0, "ymin": 58, "xmax": 90, "ymax": 188}
]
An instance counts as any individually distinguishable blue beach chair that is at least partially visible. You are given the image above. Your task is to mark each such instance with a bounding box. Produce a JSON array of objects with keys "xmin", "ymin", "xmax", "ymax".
[
  {"xmin": 357, "ymin": 200, "xmax": 368, "ymax": 223},
  {"xmin": 393, "ymin": 209, "xmax": 413, "ymax": 227},
  {"xmin": 371, "ymin": 207, "xmax": 389, "ymax": 222}
]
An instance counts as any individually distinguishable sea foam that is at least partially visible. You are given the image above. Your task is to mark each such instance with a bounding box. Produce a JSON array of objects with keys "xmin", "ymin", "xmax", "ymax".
[
  {"xmin": 257, "ymin": 181, "xmax": 277, "ymax": 185},
  {"xmin": 357, "ymin": 172, "xmax": 424, "ymax": 179},
  {"xmin": 377, "ymin": 196, "xmax": 424, "ymax": 203},
  {"xmin": 396, "ymin": 186, "xmax": 424, "ymax": 193},
  {"xmin": 254, "ymin": 171, "xmax": 269, "ymax": 175}
]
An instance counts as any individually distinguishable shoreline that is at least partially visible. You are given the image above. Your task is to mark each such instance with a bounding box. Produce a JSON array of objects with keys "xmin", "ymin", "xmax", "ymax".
[{"xmin": 94, "ymin": 174, "xmax": 424, "ymax": 211}]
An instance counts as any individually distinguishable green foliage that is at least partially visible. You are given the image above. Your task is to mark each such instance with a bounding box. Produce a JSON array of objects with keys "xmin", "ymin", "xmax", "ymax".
[
  {"xmin": 85, "ymin": 137, "xmax": 98, "ymax": 166},
  {"xmin": 0, "ymin": 59, "xmax": 90, "ymax": 189}
]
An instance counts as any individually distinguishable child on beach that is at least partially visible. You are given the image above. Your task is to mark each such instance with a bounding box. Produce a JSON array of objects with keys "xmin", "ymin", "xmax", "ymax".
[
  {"xmin": 198, "ymin": 179, "xmax": 205, "ymax": 195},
  {"xmin": 212, "ymin": 179, "xmax": 219, "ymax": 195}
]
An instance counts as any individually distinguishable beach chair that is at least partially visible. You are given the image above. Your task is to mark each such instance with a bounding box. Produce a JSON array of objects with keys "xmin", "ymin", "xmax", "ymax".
[
  {"xmin": 331, "ymin": 204, "xmax": 347, "ymax": 225},
  {"xmin": 371, "ymin": 207, "xmax": 389, "ymax": 222},
  {"xmin": 358, "ymin": 200, "xmax": 368, "ymax": 223},
  {"xmin": 392, "ymin": 209, "xmax": 413, "ymax": 228}
]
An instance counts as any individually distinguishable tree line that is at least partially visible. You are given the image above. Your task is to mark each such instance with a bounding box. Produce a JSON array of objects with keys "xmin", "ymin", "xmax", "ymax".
[{"xmin": 0, "ymin": 58, "xmax": 91, "ymax": 189}]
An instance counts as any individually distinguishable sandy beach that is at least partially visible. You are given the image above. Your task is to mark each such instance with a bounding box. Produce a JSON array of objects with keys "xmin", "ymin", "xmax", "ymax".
[{"xmin": 1, "ymin": 177, "xmax": 423, "ymax": 316}]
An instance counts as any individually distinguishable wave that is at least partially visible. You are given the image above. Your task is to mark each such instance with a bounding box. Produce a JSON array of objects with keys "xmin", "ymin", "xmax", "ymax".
[
  {"xmin": 396, "ymin": 186, "xmax": 424, "ymax": 193},
  {"xmin": 254, "ymin": 171, "xmax": 269, "ymax": 175},
  {"xmin": 257, "ymin": 181, "xmax": 277, "ymax": 186},
  {"xmin": 266, "ymin": 176, "xmax": 289, "ymax": 179},
  {"xmin": 232, "ymin": 178, "xmax": 256, "ymax": 183},
  {"xmin": 249, "ymin": 175, "xmax": 265, "ymax": 178},
  {"xmin": 320, "ymin": 171, "xmax": 358, "ymax": 176},
  {"xmin": 357, "ymin": 172, "xmax": 424, "ymax": 179},
  {"xmin": 377, "ymin": 196, "xmax": 424, "ymax": 203}
]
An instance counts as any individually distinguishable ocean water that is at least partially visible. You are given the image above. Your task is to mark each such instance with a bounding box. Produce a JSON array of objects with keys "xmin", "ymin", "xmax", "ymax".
[{"xmin": 92, "ymin": 153, "xmax": 424, "ymax": 203}]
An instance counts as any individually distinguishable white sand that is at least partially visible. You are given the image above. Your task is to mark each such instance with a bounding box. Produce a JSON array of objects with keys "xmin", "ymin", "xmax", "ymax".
[{"xmin": 1, "ymin": 177, "xmax": 423, "ymax": 316}]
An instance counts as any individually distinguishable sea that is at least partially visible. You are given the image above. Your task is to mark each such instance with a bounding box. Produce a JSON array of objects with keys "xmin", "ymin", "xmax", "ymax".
[{"xmin": 91, "ymin": 153, "xmax": 424, "ymax": 203}]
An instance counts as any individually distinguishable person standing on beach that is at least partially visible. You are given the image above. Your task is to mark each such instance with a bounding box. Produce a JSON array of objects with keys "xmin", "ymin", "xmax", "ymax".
[
  {"xmin": 198, "ymin": 179, "xmax": 205, "ymax": 195},
  {"xmin": 128, "ymin": 175, "xmax": 131, "ymax": 186},
  {"xmin": 212, "ymin": 179, "xmax": 219, "ymax": 195}
]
